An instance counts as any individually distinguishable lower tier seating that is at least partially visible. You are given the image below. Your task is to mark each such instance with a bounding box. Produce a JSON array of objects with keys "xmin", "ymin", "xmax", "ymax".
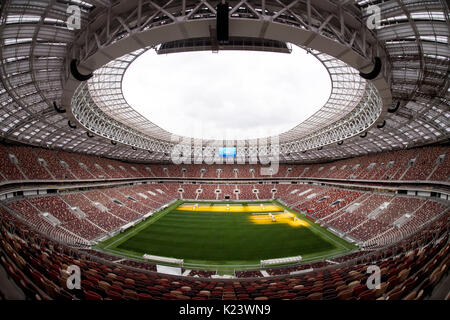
[{"xmin": 0, "ymin": 204, "xmax": 448, "ymax": 300}]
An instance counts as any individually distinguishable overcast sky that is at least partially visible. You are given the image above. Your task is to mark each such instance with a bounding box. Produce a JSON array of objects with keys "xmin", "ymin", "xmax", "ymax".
[{"xmin": 122, "ymin": 45, "xmax": 331, "ymax": 140}]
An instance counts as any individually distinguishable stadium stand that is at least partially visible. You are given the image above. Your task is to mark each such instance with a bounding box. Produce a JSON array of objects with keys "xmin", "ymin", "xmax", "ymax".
[
  {"xmin": 0, "ymin": 204, "xmax": 447, "ymax": 300},
  {"xmin": 1, "ymin": 179, "xmax": 446, "ymax": 253},
  {"xmin": 0, "ymin": 143, "xmax": 449, "ymax": 183},
  {"xmin": 0, "ymin": 0, "xmax": 449, "ymax": 302},
  {"xmin": 180, "ymin": 184, "xmax": 199, "ymax": 200},
  {"xmin": 0, "ymin": 145, "xmax": 26, "ymax": 181}
]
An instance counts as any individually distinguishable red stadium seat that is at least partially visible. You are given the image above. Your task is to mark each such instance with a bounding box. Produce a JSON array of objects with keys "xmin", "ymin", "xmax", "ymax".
[{"xmin": 85, "ymin": 291, "xmax": 103, "ymax": 300}]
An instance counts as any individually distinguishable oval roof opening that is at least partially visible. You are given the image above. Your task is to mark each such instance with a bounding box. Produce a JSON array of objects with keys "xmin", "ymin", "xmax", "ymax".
[{"xmin": 122, "ymin": 45, "xmax": 331, "ymax": 140}]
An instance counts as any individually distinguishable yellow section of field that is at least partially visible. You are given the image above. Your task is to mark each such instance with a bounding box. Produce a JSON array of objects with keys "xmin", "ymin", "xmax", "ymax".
[
  {"xmin": 176, "ymin": 203, "xmax": 307, "ymax": 228},
  {"xmin": 176, "ymin": 203, "xmax": 283, "ymax": 213},
  {"xmin": 249, "ymin": 212, "xmax": 310, "ymax": 228}
]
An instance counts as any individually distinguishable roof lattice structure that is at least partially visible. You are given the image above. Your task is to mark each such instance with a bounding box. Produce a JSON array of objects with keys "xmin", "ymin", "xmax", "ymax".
[{"xmin": 0, "ymin": 0, "xmax": 448, "ymax": 163}]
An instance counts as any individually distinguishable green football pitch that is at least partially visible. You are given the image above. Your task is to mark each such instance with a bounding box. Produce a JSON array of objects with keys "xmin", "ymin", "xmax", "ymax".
[{"xmin": 96, "ymin": 200, "xmax": 357, "ymax": 269}]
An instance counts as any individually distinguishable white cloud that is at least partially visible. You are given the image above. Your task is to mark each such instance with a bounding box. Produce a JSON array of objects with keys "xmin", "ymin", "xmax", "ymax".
[{"xmin": 122, "ymin": 45, "xmax": 331, "ymax": 140}]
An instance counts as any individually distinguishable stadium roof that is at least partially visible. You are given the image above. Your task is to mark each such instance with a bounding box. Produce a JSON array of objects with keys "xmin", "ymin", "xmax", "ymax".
[
  {"xmin": 86, "ymin": 46, "xmax": 366, "ymax": 143},
  {"xmin": 0, "ymin": 0, "xmax": 448, "ymax": 163}
]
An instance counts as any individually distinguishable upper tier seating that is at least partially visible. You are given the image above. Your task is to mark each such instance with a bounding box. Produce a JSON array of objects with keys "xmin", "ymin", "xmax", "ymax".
[
  {"xmin": 0, "ymin": 143, "xmax": 448, "ymax": 182},
  {"xmin": 7, "ymin": 146, "xmax": 52, "ymax": 180},
  {"xmin": 0, "ymin": 145, "xmax": 25, "ymax": 181},
  {"xmin": 32, "ymin": 148, "xmax": 75, "ymax": 179}
]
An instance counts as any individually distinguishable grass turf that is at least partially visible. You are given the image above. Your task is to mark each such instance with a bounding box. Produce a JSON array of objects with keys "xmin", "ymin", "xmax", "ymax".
[{"xmin": 96, "ymin": 200, "xmax": 357, "ymax": 268}]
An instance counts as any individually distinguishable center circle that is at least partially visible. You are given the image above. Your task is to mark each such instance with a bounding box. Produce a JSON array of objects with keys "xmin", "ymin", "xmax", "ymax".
[{"xmin": 122, "ymin": 45, "xmax": 331, "ymax": 140}]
